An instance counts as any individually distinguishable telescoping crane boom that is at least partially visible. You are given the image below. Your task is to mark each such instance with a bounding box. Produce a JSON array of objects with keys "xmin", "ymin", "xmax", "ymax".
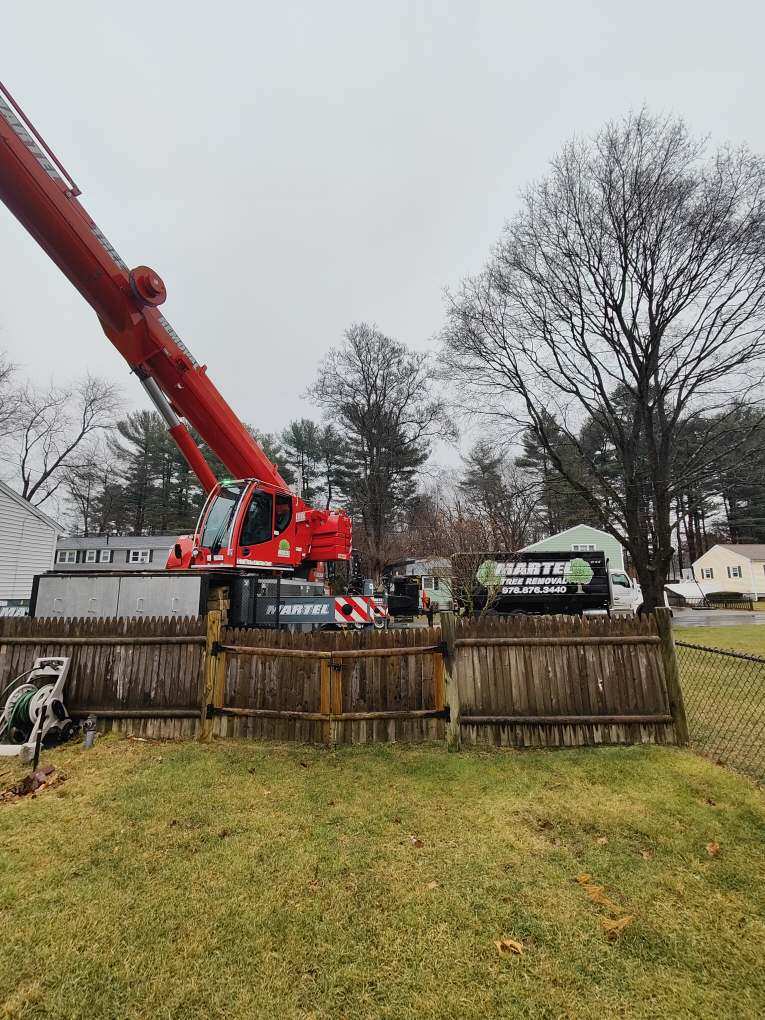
[{"xmin": 0, "ymin": 81, "xmax": 351, "ymax": 581}]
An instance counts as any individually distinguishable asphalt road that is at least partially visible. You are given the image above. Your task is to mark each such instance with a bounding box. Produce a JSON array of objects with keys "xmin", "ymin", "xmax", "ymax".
[{"xmin": 671, "ymin": 609, "xmax": 765, "ymax": 629}]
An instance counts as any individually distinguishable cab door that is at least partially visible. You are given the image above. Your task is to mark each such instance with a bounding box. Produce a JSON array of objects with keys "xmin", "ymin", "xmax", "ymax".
[
  {"xmin": 610, "ymin": 571, "xmax": 635, "ymax": 610},
  {"xmin": 235, "ymin": 487, "xmax": 298, "ymax": 567}
]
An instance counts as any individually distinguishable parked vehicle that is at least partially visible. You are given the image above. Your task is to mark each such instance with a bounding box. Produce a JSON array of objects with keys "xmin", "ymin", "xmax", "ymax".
[{"xmin": 458, "ymin": 551, "xmax": 646, "ymax": 616}]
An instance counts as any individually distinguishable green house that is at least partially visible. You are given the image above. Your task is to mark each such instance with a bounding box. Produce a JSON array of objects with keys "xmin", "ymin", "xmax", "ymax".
[{"xmin": 522, "ymin": 525, "xmax": 625, "ymax": 572}]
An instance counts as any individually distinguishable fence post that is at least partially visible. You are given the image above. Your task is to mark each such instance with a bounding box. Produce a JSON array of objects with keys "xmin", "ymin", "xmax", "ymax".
[
  {"xmin": 439, "ymin": 611, "xmax": 461, "ymax": 752},
  {"xmin": 330, "ymin": 659, "xmax": 343, "ymax": 746},
  {"xmin": 200, "ymin": 610, "xmax": 222, "ymax": 742},
  {"xmin": 320, "ymin": 659, "xmax": 332, "ymax": 747},
  {"xmin": 655, "ymin": 607, "xmax": 689, "ymax": 747}
]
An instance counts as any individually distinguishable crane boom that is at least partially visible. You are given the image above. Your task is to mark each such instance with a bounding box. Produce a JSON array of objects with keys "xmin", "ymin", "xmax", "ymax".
[{"xmin": 0, "ymin": 81, "xmax": 285, "ymax": 493}]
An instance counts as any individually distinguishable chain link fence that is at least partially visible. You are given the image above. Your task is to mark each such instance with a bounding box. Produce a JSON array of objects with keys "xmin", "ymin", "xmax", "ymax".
[{"xmin": 677, "ymin": 640, "xmax": 765, "ymax": 782}]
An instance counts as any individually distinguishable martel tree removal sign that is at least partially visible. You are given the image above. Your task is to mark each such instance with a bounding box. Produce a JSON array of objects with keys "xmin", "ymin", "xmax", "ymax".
[{"xmin": 476, "ymin": 555, "xmax": 598, "ymax": 597}]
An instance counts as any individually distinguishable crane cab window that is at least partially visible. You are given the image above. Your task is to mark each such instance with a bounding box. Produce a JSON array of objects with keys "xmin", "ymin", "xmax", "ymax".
[
  {"xmin": 275, "ymin": 494, "xmax": 292, "ymax": 535},
  {"xmin": 200, "ymin": 483, "xmax": 244, "ymax": 551},
  {"xmin": 240, "ymin": 490, "xmax": 273, "ymax": 546}
]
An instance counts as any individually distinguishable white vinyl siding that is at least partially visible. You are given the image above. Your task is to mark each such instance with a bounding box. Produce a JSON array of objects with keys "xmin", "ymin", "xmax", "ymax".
[{"xmin": 0, "ymin": 486, "xmax": 60, "ymax": 600}]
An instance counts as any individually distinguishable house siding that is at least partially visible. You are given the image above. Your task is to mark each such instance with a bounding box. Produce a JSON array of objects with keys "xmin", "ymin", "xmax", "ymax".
[
  {"xmin": 692, "ymin": 546, "xmax": 765, "ymax": 597},
  {"xmin": 523, "ymin": 525, "xmax": 625, "ymax": 572},
  {"xmin": 55, "ymin": 535, "xmax": 175, "ymax": 571},
  {"xmin": 0, "ymin": 487, "xmax": 60, "ymax": 600}
]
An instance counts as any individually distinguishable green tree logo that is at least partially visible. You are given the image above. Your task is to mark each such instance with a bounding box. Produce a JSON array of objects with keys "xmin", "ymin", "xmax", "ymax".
[
  {"xmin": 564, "ymin": 557, "xmax": 594, "ymax": 593},
  {"xmin": 476, "ymin": 560, "xmax": 502, "ymax": 587}
]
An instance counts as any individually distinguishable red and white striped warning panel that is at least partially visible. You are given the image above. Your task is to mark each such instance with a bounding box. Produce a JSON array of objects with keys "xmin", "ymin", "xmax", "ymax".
[{"xmin": 334, "ymin": 596, "xmax": 372, "ymax": 623}]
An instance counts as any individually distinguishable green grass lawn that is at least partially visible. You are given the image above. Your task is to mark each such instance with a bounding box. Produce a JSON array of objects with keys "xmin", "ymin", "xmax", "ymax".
[
  {"xmin": 1, "ymin": 738, "xmax": 763, "ymax": 1019},
  {"xmin": 674, "ymin": 626, "xmax": 765, "ymax": 781},
  {"xmin": 674, "ymin": 624, "xmax": 765, "ymax": 656}
]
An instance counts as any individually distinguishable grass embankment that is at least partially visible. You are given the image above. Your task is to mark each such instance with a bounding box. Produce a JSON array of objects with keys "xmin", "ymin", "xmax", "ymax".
[
  {"xmin": 1, "ymin": 739, "xmax": 763, "ymax": 1019},
  {"xmin": 674, "ymin": 625, "xmax": 765, "ymax": 780}
]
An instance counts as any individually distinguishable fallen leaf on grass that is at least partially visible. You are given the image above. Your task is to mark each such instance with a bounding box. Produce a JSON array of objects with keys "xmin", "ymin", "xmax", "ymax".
[
  {"xmin": 409, "ymin": 835, "xmax": 424, "ymax": 848},
  {"xmin": 586, "ymin": 884, "xmax": 622, "ymax": 914},
  {"xmin": 706, "ymin": 842, "xmax": 721, "ymax": 857},
  {"xmin": 640, "ymin": 849, "xmax": 654, "ymax": 861},
  {"xmin": 574, "ymin": 874, "xmax": 622, "ymax": 914},
  {"xmin": 425, "ymin": 880, "xmax": 439, "ymax": 891},
  {"xmin": 595, "ymin": 836, "xmax": 609, "ymax": 845},
  {"xmin": 494, "ymin": 938, "xmax": 524, "ymax": 956},
  {"xmin": 601, "ymin": 915, "xmax": 635, "ymax": 941},
  {"xmin": 299, "ymin": 761, "xmax": 310, "ymax": 769},
  {"xmin": 308, "ymin": 879, "xmax": 320, "ymax": 893}
]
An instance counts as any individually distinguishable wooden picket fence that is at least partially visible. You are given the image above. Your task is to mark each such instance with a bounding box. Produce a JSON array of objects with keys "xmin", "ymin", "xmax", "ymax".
[
  {"xmin": 0, "ymin": 610, "xmax": 688, "ymax": 749},
  {"xmin": 0, "ymin": 615, "xmax": 205, "ymax": 740}
]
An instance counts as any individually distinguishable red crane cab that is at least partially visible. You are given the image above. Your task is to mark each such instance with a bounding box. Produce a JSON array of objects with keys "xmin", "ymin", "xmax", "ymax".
[{"xmin": 166, "ymin": 479, "xmax": 352, "ymax": 575}]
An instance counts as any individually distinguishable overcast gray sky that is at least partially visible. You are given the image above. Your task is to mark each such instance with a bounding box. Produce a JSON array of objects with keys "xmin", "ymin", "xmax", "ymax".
[{"xmin": 2, "ymin": 1, "xmax": 763, "ymax": 459}]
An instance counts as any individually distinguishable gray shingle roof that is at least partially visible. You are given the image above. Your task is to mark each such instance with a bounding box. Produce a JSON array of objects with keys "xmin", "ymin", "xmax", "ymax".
[{"xmin": 719, "ymin": 544, "xmax": 765, "ymax": 560}]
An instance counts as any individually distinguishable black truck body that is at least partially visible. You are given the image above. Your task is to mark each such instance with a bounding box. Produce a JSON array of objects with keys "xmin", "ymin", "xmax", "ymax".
[{"xmin": 466, "ymin": 550, "xmax": 611, "ymax": 615}]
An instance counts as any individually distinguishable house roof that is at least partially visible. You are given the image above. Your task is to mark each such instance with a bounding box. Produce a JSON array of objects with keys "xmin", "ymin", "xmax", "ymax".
[
  {"xmin": 0, "ymin": 478, "xmax": 64, "ymax": 533},
  {"xmin": 57, "ymin": 534, "xmax": 177, "ymax": 549},
  {"xmin": 717, "ymin": 544, "xmax": 765, "ymax": 560}
]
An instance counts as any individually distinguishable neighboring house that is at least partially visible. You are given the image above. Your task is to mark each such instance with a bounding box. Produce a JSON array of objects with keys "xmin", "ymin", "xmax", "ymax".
[
  {"xmin": 390, "ymin": 557, "xmax": 452, "ymax": 580},
  {"xmin": 54, "ymin": 534, "xmax": 177, "ymax": 571},
  {"xmin": 522, "ymin": 525, "xmax": 626, "ymax": 572},
  {"xmin": 0, "ymin": 479, "xmax": 63, "ymax": 615},
  {"xmin": 690, "ymin": 544, "xmax": 765, "ymax": 600}
]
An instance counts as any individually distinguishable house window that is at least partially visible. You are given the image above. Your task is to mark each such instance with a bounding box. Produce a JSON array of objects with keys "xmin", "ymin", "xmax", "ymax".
[
  {"xmin": 572, "ymin": 543, "xmax": 597, "ymax": 552},
  {"xmin": 98, "ymin": 549, "xmax": 113, "ymax": 564},
  {"xmin": 727, "ymin": 565, "xmax": 743, "ymax": 579},
  {"xmin": 57, "ymin": 550, "xmax": 77, "ymax": 564},
  {"xmin": 85, "ymin": 549, "xmax": 98, "ymax": 564},
  {"xmin": 128, "ymin": 549, "xmax": 152, "ymax": 564},
  {"xmin": 701, "ymin": 568, "xmax": 714, "ymax": 579}
]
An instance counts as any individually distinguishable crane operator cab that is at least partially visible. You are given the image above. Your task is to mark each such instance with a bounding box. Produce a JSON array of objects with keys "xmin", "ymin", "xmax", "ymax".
[{"xmin": 166, "ymin": 479, "xmax": 351, "ymax": 576}]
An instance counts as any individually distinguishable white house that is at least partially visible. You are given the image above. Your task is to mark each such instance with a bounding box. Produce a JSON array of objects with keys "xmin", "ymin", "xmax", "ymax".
[
  {"xmin": 54, "ymin": 533, "xmax": 177, "ymax": 570},
  {"xmin": 0, "ymin": 480, "xmax": 63, "ymax": 615},
  {"xmin": 522, "ymin": 524, "xmax": 626, "ymax": 572},
  {"xmin": 688, "ymin": 544, "xmax": 765, "ymax": 600}
]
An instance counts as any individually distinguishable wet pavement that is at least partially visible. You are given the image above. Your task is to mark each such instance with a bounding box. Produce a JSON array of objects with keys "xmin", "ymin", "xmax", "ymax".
[{"xmin": 671, "ymin": 609, "xmax": 765, "ymax": 629}]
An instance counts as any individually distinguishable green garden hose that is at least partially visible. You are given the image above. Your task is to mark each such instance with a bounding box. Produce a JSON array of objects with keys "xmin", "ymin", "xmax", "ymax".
[{"xmin": 0, "ymin": 688, "xmax": 36, "ymax": 743}]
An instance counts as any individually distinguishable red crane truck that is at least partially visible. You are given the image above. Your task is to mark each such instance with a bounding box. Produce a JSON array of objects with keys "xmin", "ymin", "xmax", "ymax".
[{"xmin": 0, "ymin": 81, "xmax": 384, "ymax": 629}]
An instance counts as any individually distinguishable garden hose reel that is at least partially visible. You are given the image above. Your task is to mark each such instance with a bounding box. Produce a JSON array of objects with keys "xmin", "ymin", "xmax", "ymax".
[{"xmin": 0, "ymin": 657, "xmax": 73, "ymax": 761}]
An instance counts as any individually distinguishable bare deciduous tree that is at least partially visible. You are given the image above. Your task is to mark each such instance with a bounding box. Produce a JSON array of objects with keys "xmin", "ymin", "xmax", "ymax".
[
  {"xmin": 5, "ymin": 374, "xmax": 121, "ymax": 507},
  {"xmin": 0, "ymin": 352, "xmax": 18, "ymax": 440},
  {"xmin": 443, "ymin": 110, "xmax": 765, "ymax": 609}
]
